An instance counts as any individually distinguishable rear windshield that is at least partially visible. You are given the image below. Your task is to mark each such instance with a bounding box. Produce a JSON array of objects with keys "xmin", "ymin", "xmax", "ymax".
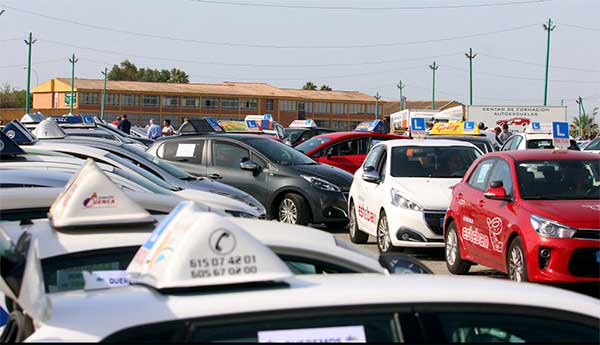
[
  {"xmin": 295, "ymin": 137, "xmax": 332, "ymax": 153},
  {"xmin": 516, "ymin": 159, "xmax": 600, "ymax": 200},
  {"xmin": 526, "ymin": 139, "xmax": 579, "ymax": 151},
  {"xmin": 584, "ymin": 137, "xmax": 600, "ymax": 151},
  {"xmin": 391, "ymin": 146, "xmax": 481, "ymax": 178}
]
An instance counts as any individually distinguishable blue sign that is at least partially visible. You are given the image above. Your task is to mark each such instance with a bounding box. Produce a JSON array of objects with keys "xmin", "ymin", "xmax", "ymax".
[
  {"xmin": 2, "ymin": 120, "xmax": 36, "ymax": 145},
  {"xmin": 204, "ymin": 117, "xmax": 223, "ymax": 132},
  {"xmin": 142, "ymin": 202, "xmax": 187, "ymax": 250},
  {"xmin": 411, "ymin": 117, "xmax": 426, "ymax": 131},
  {"xmin": 531, "ymin": 122, "xmax": 541, "ymax": 130},
  {"xmin": 263, "ymin": 114, "xmax": 272, "ymax": 120},
  {"xmin": 463, "ymin": 121, "xmax": 475, "ymax": 131},
  {"xmin": 552, "ymin": 122, "xmax": 569, "ymax": 139},
  {"xmin": 245, "ymin": 120, "xmax": 258, "ymax": 129},
  {"xmin": 50, "ymin": 115, "xmax": 83, "ymax": 124},
  {"xmin": 354, "ymin": 120, "xmax": 386, "ymax": 133},
  {"xmin": 83, "ymin": 116, "xmax": 94, "ymax": 124}
]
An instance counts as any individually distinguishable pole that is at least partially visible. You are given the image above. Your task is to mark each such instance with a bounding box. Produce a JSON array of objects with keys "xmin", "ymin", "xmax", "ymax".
[
  {"xmin": 396, "ymin": 80, "xmax": 405, "ymax": 111},
  {"xmin": 375, "ymin": 92, "xmax": 381, "ymax": 119},
  {"xmin": 465, "ymin": 48, "xmax": 477, "ymax": 106},
  {"xmin": 543, "ymin": 18, "xmax": 556, "ymax": 106},
  {"xmin": 68, "ymin": 53, "xmax": 79, "ymax": 114},
  {"xmin": 429, "ymin": 61, "xmax": 439, "ymax": 110},
  {"xmin": 101, "ymin": 67, "xmax": 107, "ymax": 121},
  {"xmin": 24, "ymin": 32, "xmax": 36, "ymax": 115}
]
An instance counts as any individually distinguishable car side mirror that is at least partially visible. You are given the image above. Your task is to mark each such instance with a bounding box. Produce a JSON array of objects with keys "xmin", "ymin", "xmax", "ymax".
[
  {"xmin": 362, "ymin": 169, "xmax": 380, "ymax": 183},
  {"xmin": 378, "ymin": 254, "xmax": 433, "ymax": 275},
  {"xmin": 484, "ymin": 180, "xmax": 511, "ymax": 201},
  {"xmin": 239, "ymin": 158, "xmax": 259, "ymax": 171}
]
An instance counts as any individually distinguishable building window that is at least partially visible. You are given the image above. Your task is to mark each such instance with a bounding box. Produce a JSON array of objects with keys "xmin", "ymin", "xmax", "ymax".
[
  {"xmin": 366, "ymin": 104, "xmax": 375, "ymax": 114},
  {"xmin": 313, "ymin": 102, "xmax": 329, "ymax": 114},
  {"xmin": 202, "ymin": 97, "xmax": 220, "ymax": 109},
  {"xmin": 163, "ymin": 96, "xmax": 179, "ymax": 108},
  {"xmin": 266, "ymin": 99, "xmax": 274, "ymax": 111},
  {"xmin": 280, "ymin": 100, "xmax": 296, "ymax": 112},
  {"xmin": 105, "ymin": 93, "xmax": 119, "ymax": 106},
  {"xmin": 121, "ymin": 94, "xmax": 139, "ymax": 107},
  {"xmin": 182, "ymin": 97, "xmax": 200, "ymax": 108},
  {"xmin": 142, "ymin": 95, "xmax": 160, "ymax": 107},
  {"xmin": 349, "ymin": 103, "xmax": 367, "ymax": 114},
  {"xmin": 315, "ymin": 119, "xmax": 330, "ymax": 128},
  {"xmin": 332, "ymin": 103, "xmax": 345, "ymax": 114},
  {"xmin": 240, "ymin": 98, "xmax": 258, "ymax": 110},
  {"xmin": 80, "ymin": 92, "xmax": 99, "ymax": 105},
  {"xmin": 221, "ymin": 98, "xmax": 239, "ymax": 110}
]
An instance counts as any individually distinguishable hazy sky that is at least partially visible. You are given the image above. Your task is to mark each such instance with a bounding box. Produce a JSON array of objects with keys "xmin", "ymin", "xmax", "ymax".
[{"xmin": 1, "ymin": 0, "xmax": 598, "ymax": 119}]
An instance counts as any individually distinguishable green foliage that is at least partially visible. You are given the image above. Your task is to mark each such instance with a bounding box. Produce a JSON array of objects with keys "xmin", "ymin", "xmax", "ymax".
[
  {"xmin": 0, "ymin": 84, "xmax": 31, "ymax": 108},
  {"xmin": 319, "ymin": 85, "xmax": 332, "ymax": 91},
  {"xmin": 108, "ymin": 61, "xmax": 189, "ymax": 83},
  {"xmin": 302, "ymin": 81, "xmax": 317, "ymax": 90},
  {"xmin": 570, "ymin": 108, "xmax": 599, "ymax": 139}
]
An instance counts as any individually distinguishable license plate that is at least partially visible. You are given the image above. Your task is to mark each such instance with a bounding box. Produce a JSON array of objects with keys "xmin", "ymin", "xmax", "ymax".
[{"xmin": 596, "ymin": 250, "xmax": 600, "ymax": 264}]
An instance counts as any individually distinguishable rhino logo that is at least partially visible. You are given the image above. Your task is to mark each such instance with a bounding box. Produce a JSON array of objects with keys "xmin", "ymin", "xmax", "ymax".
[{"xmin": 487, "ymin": 217, "xmax": 504, "ymax": 253}]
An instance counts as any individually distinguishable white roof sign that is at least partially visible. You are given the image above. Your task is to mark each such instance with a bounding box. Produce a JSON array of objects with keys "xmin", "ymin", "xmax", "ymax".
[
  {"xmin": 32, "ymin": 118, "xmax": 67, "ymax": 139},
  {"xmin": 127, "ymin": 201, "xmax": 292, "ymax": 290},
  {"xmin": 49, "ymin": 159, "xmax": 155, "ymax": 228},
  {"xmin": 289, "ymin": 119, "xmax": 317, "ymax": 128}
]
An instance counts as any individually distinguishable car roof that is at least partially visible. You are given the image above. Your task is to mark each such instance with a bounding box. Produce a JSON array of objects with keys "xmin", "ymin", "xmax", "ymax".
[
  {"xmin": 429, "ymin": 135, "xmax": 489, "ymax": 142},
  {"xmin": 383, "ymin": 139, "xmax": 480, "ymax": 148},
  {"xmin": 486, "ymin": 149, "xmax": 600, "ymax": 161},
  {"xmin": 31, "ymin": 274, "xmax": 600, "ymax": 342},
  {"xmin": 313, "ymin": 131, "xmax": 401, "ymax": 141}
]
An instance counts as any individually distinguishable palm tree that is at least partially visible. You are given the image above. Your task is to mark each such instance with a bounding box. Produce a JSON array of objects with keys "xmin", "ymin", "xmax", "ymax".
[
  {"xmin": 320, "ymin": 85, "xmax": 332, "ymax": 91},
  {"xmin": 570, "ymin": 109, "xmax": 599, "ymax": 139},
  {"xmin": 169, "ymin": 68, "xmax": 190, "ymax": 83},
  {"xmin": 302, "ymin": 81, "xmax": 317, "ymax": 90}
]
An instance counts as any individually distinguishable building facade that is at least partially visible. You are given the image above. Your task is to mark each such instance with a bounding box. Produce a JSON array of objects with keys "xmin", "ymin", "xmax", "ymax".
[{"xmin": 31, "ymin": 78, "xmax": 387, "ymax": 130}]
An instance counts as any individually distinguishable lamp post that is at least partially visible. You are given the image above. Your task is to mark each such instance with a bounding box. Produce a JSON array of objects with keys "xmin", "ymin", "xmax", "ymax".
[
  {"xmin": 543, "ymin": 18, "xmax": 556, "ymax": 106},
  {"xmin": 429, "ymin": 61, "xmax": 439, "ymax": 110},
  {"xmin": 24, "ymin": 32, "xmax": 37, "ymax": 115},
  {"xmin": 375, "ymin": 92, "xmax": 381, "ymax": 119},
  {"xmin": 396, "ymin": 80, "xmax": 405, "ymax": 111},
  {"xmin": 101, "ymin": 67, "xmax": 108, "ymax": 121},
  {"xmin": 68, "ymin": 53, "xmax": 79, "ymax": 114},
  {"xmin": 576, "ymin": 97, "xmax": 586, "ymax": 138},
  {"xmin": 465, "ymin": 48, "xmax": 477, "ymax": 106}
]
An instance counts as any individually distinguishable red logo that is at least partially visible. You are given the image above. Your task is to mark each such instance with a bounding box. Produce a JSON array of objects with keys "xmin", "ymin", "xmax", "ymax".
[{"xmin": 83, "ymin": 193, "xmax": 116, "ymax": 208}]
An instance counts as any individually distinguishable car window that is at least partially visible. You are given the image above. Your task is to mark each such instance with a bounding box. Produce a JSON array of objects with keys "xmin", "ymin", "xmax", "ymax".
[
  {"xmin": 212, "ymin": 141, "xmax": 250, "ymax": 168},
  {"xmin": 526, "ymin": 139, "xmax": 580, "ymax": 151},
  {"xmin": 251, "ymin": 153, "xmax": 268, "ymax": 169},
  {"xmin": 328, "ymin": 137, "xmax": 370, "ymax": 156},
  {"xmin": 584, "ymin": 137, "xmax": 600, "ymax": 151},
  {"xmin": 126, "ymin": 147, "xmax": 193, "ymax": 179},
  {"xmin": 244, "ymin": 138, "xmax": 315, "ymax": 166},
  {"xmin": 467, "ymin": 159, "xmax": 495, "ymax": 191},
  {"xmin": 295, "ymin": 136, "xmax": 332, "ymax": 154},
  {"xmin": 362, "ymin": 145, "xmax": 385, "ymax": 170},
  {"xmin": 160, "ymin": 141, "xmax": 204, "ymax": 164},
  {"xmin": 487, "ymin": 159, "xmax": 514, "ymax": 195},
  {"xmin": 390, "ymin": 146, "xmax": 481, "ymax": 178}
]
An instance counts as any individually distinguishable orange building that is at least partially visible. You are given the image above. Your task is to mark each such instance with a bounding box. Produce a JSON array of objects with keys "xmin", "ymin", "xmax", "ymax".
[{"xmin": 31, "ymin": 78, "xmax": 387, "ymax": 130}]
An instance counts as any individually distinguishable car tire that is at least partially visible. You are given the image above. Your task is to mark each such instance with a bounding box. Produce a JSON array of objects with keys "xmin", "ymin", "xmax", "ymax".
[
  {"xmin": 324, "ymin": 221, "xmax": 348, "ymax": 230},
  {"xmin": 278, "ymin": 193, "xmax": 310, "ymax": 226},
  {"xmin": 507, "ymin": 237, "xmax": 528, "ymax": 282},
  {"xmin": 348, "ymin": 201, "xmax": 368, "ymax": 244},
  {"xmin": 445, "ymin": 222, "xmax": 471, "ymax": 275},
  {"xmin": 376, "ymin": 211, "xmax": 395, "ymax": 253}
]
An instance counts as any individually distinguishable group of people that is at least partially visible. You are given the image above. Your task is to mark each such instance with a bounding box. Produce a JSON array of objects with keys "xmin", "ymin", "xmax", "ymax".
[
  {"xmin": 478, "ymin": 122, "xmax": 512, "ymax": 146},
  {"xmin": 111, "ymin": 115, "xmax": 175, "ymax": 139}
]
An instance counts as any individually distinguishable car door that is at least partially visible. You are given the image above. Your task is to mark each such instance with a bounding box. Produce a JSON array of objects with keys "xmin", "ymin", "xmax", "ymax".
[
  {"xmin": 157, "ymin": 139, "xmax": 208, "ymax": 177},
  {"xmin": 480, "ymin": 158, "xmax": 516, "ymax": 270},
  {"xmin": 316, "ymin": 137, "xmax": 370, "ymax": 174},
  {"xmin": 207, "ymin": 139, "xmax": 269, "ymax": 205},
  {"xmin": 458, "ymin": 158, "xmax": 496, "ymax": 261},
  {"xmin": 354, "ymin": 145, "xmax": 386, "ymax": 233}
]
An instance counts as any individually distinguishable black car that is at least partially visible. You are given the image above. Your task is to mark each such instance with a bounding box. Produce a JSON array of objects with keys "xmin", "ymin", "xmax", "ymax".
[{"xmin": 147, "ymin": 133, "xmax": 353, "ymax": 227}]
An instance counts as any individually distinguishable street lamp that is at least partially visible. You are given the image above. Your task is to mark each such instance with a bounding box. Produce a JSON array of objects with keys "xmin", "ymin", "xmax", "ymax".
[
  {"xmin": 68, "ymin": 53, "xmax": 79, "ymax": 115},
  {"xmin": 429, "ymin": 61, "xmax": 439, "ymax": 110},
  {"xmin": 465, "ymin": 48, "xmax": 477, "ymax": 106},
  {"xmin": 396, "ymin": 80, "xmax": 405, "ymax": 111},
  {"xmin": 543, "ymin": 18, "xmax": 556, "ymax": 106},
  {"xmin": 374, "ymin": 92, "xmax": 381, "ymax": 119},
  {"xmin": 101, "ymin": 68, "xmax": 108, "ymax": 121},
  {"xmin": 24, "ymin": 32, "xmax": 37, "ymax": 115}
]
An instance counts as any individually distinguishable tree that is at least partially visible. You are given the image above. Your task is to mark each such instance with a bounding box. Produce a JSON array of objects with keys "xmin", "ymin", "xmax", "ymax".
[
  {"xmin": 108, "ymin": 60, "xmax": 138, "ymax": 81},
  {"xmin": 0, "ymin": 84, "xmax": 30, "ymax": 108},
  {"xmin": 319, "ymin": 85, "xmax": 332, "ymax": 91},
  {"xmin": 108, "ymin": 60, "xmax": 189, "ymax": 83},
  {"xmin": 302, "ymin": 81, "xmax": 317, "ymax": 90},
  {"xmin": 570, "ymin": 109, "xmax": 599, "ymax": 139},
  {"xmin": 169, "ymin": 68, "xmax": 190, "ymax": 83}
]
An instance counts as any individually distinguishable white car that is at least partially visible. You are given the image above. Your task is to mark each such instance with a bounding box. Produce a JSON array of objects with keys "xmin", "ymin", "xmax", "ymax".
[
  {"xmin": 501, "ymin": 132, "xmax": 579, "ymax": 151},
  {"xmin": 582, "ymin": 136, "xmax": 600, "ymax": 154},
  {"xmin": 348, "ymin": 139, "xmax": 482, "ymax": 252},
  {"xmin": 2, "ymin": 203, "xmax": 598, "ymax": 342}
]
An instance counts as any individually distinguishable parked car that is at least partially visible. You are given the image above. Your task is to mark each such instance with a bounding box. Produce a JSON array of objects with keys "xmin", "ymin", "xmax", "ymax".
[{"xmin": 501, "ymin": 132, "xmax": 580, "ymax": 151}]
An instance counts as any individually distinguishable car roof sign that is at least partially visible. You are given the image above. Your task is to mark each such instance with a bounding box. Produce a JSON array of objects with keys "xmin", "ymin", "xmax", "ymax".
[
  {"xmin": 178, "ymin": 118, "xmax": 224, "ymax": 134},
  {"xmin": 354, "ymin": 120, "xmax": 386, "ymax": 133},
  {"xmin": 525, "ymin": 122, "xmax": 552, "ymax": 134},
  {"xmin": 49, "ymin": 159, "xmax": 155, "ymax": 229},
  {"xmin": 2, "ymin": 120, "xmax": 37, "ymax": 145},
  {"xmin": 289, "ymin": 119, "xmax": 317, "ymax": 128},
  {"xmin": 20, "ymin": 113, "xmax": 45, "ymax": 124},
  {"xmin": 49, "ymin": 115, "xmax": 97, "ymax": 128},
  {"xmin": 0, "ymin": 131, "xmax": 26, "ymax": 157},
  {"xmin": 430, "ymin": 121, "xmax": 481, "ymax": 136},
  {"xmin": 127, "ymin": 201, "xmax": 292, "ymax": 290},
  {"xmin": 32, "ymin": 118, "xmax": 67, "ymax": 139}
]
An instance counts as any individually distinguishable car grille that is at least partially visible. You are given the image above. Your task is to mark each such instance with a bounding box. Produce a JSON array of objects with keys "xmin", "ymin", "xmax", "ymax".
[
  {"xmin": 424, "ymin": 211, "xmax": 445, "ymax": 236},
  {"xmin": 572, "ymin": 229, "xmax": 600, "ymax": 241},
  {"xmin": 568, "ymin": 248, "xmax": 600, "ymax": 277}
]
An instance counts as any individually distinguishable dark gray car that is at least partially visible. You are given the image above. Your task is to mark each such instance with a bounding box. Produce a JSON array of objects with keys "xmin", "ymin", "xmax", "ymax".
[{"xmin": 147, "ymin": 134, "xmax": 353, "ymax": 227}]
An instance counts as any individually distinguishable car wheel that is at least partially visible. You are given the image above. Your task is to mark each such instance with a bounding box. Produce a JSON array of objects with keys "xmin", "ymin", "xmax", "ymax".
[
  {"xmin": 507, "ymin": 237, "xmax": 528, "ymax": 282},
  {"xmin": 377, "ymin": 211, "xmax": 394, "ymax": 253},
  {"xmin": 278, "ymin": 193, "xmax": 309, "ymax": 225},
  {"xmin": 348, "ymin": 201, "xmax": 368, "ymax": 244},
  {"xmin": 445, "ymin": 222, "xmax": 471, "ymax": 274}
]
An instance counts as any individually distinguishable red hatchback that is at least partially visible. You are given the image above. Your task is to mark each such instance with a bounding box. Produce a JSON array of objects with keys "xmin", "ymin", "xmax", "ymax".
[
  {"xmin": 444, "ymin": 149, "xmax": 600, "ymax": 283},
  {"xmin": 295, "ymin": 132, "xmax": 407, "ymax": 173}
]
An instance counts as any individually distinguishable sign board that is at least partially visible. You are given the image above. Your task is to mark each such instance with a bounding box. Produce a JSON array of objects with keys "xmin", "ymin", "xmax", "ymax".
[
  {"xmin": 389, "ymin": 109, "xmax": 436, "ymax": 134},
  {"xmin": 429, "ymin": 122, "xmax": 481, "ymax": 136},
  {"xmin": 289, "ymin": 119, "xmax": 317, "ymax": 128},
  {"xmin": 354, "ymin": 120, "xmax": 386, "ymax": 133},
  {"xmin": 411, "ymin": 117, "xmax": 427, "ymax": 139},
  {"xmin": 463, "ymin": 121, "xmax": 476, "ymax": 133},
  {"xmin": 64, "ymin": 93, "xmax": 77, "ymax": 106},
  {"xmin": 552, "ymin": 121, "xmax": 570, "ymax": 150},
  {"xmin": 245, "ymin": 120, "xmax": 258, "ymax": 129},
  {"xmin": 258, "ymin": 326, "xmax": 366, "ymax": 343},
  {"xmin": 466, "ymin": 106, "xmax": 567, "ymax": 133},
  {"xmin": 531, "ymin": 122, "xmax": 541, "ymax": 130}
]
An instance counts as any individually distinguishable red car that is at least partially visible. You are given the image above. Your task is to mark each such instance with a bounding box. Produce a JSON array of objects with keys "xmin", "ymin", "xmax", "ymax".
[
  {"xmin": 295, "ymin": 131, "xmax": 407, "ymax": 173},
  {"xmin": 444, "ymin": 149, "xmax": 600, "ymax": 283},
  {"xmin": 496, "ymin": 117, "xmax": 531, "ymax": 127}
]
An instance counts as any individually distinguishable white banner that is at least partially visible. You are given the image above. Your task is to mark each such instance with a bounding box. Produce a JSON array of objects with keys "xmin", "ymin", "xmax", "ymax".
[{"xmin": 467, "ymin": 105, "xmax": 567, "ymax": 132}]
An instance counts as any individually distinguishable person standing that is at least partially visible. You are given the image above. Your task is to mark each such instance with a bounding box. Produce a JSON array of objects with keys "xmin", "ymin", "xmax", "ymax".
[
  {"xmin": 111, "ymin": 116, "xmax": 121, "ymax": 126},
  {"xmin": 162, "ymin": 119, "xmax": 175, "ymax": 136},
  {"xmin": 147, "ymin": 119, "xmax": 162, "ymax": 139},
  {"xmin": 498, "ymin": 123, "xmax": 512, "ymax": 143},
  {"xmin": 118, "ymin": 114, "xmax": 131, "ymax": 134}
]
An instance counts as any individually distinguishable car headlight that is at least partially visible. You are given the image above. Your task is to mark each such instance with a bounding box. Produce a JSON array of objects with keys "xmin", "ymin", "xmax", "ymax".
[
  {"xmin": 225, "ymin": 210, "xmax": 258, "ymax": 218},
  {"xmin": 390, "ymin": 188, "xmax": 423, "ymax": 211},
  {"xmin": 530, "ymin": 214, "xmax": 576, "ymax": 238},
  {"xmin": 301, "ymin": 175, "xmax": 341, "ymax": 192}
]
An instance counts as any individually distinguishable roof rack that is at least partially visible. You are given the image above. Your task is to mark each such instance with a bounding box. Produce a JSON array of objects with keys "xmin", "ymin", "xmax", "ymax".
[
  {"xmin": 31, "ymin": 118, "xmax": 67, "ymax": 139},
  {"xmin": 127, "ymin": 201, "xmax": 292, "ymax": 290},
  {"xmin": 1, "ymin": 120, "xmax": 37, "ymax": 145}
]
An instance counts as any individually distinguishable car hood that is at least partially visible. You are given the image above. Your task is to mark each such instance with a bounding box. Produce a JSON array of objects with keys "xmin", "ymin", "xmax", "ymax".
[
  {"xmin": 178, "ymin": 178, "xmax": 266, "ymax": 214},
  {"xmin": 391, "ymin": 177, "xmax": 461, "ymax": 210},
  {"xmin": 291, "ymin": 164, "xmax": 354, "ymax": 191},
  {"xmin": 521, "ymin": 200, "xmax": 600, "ymax": 229},
  {"xmin": 174, "ymin": 189, "xmax": 261, "ymax": 217}
]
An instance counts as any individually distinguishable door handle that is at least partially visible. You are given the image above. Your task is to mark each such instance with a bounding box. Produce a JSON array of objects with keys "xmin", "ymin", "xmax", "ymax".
[{"xmin": 208, "ymin": 173, "xmax": 222, "ymax": 180}]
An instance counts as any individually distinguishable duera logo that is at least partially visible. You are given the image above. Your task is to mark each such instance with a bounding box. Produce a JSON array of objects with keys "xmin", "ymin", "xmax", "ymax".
[{"xmin": 83, "ymin": 192, "xmax": 116, "ymax": 208}]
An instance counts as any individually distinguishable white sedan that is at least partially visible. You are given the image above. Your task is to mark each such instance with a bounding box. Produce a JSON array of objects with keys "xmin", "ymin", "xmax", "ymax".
[{"xmin": 348, "ymin": 139, "xmax": 482, "ymax": 252}]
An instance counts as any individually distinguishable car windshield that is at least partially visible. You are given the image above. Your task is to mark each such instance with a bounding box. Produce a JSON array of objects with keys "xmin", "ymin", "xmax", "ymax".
[
  {"xmin": 390, "ymin": 146, "xmax": 481, "ymax": 178},
  {"xmin": 584, "ymin": 137, "xmax": 600, "ymax": 151},
  {"xmin": 105, "ymin": 153, "xmax": 177, "ymax": 190},
  {"xmin": 295, "ymin": 136, "xmax": 332, "ymax": 153},
  {"xmin": 284, "ymin": 128, "xmax": 305, "ymax": 143},
  {"xmin": 127, "ymin": 147, "xmax": 193, "ymax": 179},
  {"xmin": 113, "ymin": 167, "xmax": 171, "ymax": 195},
  {"xmin": 516, "ymin": 159, "xmax": 600, "ymax": 200},
  {"xmin": 244, "ymin": 137, "xmax": 316, "ymax": 165},
  {"xmin": 526, "ymin": 139, "xmax": 579, "ymax": 150}
]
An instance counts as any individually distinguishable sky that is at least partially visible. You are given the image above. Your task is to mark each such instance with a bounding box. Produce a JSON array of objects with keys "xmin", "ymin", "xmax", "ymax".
[{"xmin": 0, "ymin": 0, "xmax": 598, "ymax": 120}]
